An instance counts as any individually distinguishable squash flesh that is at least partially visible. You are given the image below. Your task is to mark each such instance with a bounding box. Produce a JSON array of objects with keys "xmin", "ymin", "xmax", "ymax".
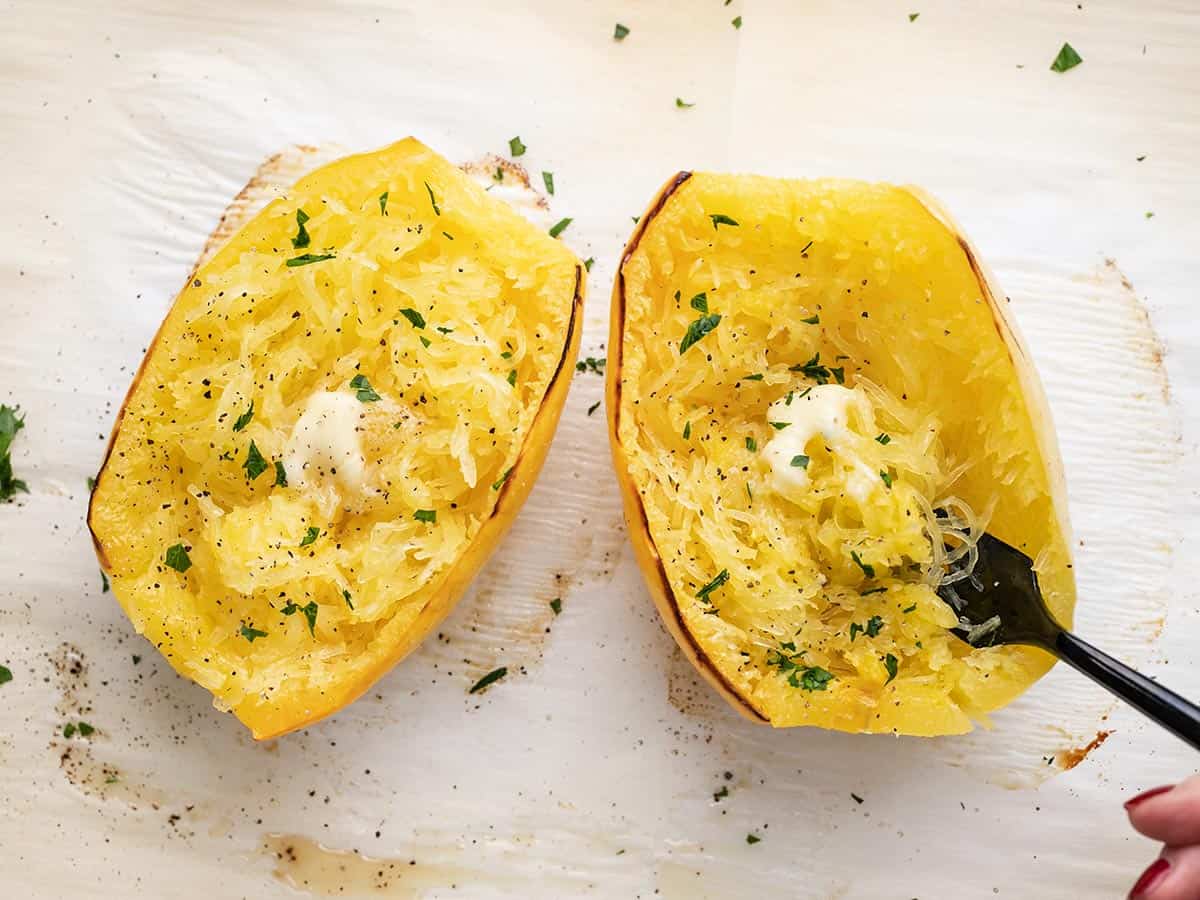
[
  {"xmin": 88, "ymin": 139, "xmax": 581, "ymax": 737},
  {"xmin": 613, "ymin": 173, "xmax": 1074, "ymax": 735}
]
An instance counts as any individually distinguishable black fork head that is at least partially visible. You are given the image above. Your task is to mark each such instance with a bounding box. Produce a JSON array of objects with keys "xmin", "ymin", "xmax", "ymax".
[{"xmin": 936, "ymin": 532, "xmax": 1060, "ymax": 649}]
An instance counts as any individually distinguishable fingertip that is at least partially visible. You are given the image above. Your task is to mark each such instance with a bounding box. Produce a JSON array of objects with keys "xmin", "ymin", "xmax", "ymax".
[{"xmin": 1126, "ymin": 785, "xmax": 1175, "ymax": 813}]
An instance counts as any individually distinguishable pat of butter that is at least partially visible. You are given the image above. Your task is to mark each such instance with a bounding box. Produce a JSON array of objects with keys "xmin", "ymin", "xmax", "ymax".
[
  {"xmin": 284, "ymin": 391, "xmax": 368, "ymax": 493},
  {"xmin": 763, "ymin": 384, "xmax": 876, "ymax": 502}
]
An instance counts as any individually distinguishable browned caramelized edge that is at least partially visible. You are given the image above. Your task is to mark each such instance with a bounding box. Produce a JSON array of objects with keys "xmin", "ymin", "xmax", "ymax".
[{"xmin": 611, "ymin": 171, "xmax": 769, "ymax": 723}]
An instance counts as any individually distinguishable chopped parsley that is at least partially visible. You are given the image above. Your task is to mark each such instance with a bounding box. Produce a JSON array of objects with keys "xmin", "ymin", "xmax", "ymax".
[
  {"xmin": 101, "ymin": 571, "xmax": 109, "ymax": 593},
  {"xmin": 286, "ymin": 253, "xmax": 336, "ymax": 267},
  {"xmin": 584, "ymin": 257, "xmax": 595, "ymax": 272},
  {"xmin": 884, "ymin": 653, "xmax": 899, "ymax": 684},
  {"xmin": 714, "ymin": 785, "xmax": 729, "ymax": 802},
  {"xmin": 709, "ymin": 213, "xmax": 739, "ymax": 229},
  {"xmin": 1050, "ymin": 42, "xmax": 1083, "ymax": 73},
  {"xmin": 400, "ymin": 307, "xmax": 427, "ymax": 329},
  {"xmin": 0, "ymin": 665, "xmax": 11, "ymax": 686},
  {"xmin": 350, "ymin": 374, "xmax": 381, "ymax": 402},
  {"xmin": 861, "ymin": 586, "xmax": 887, "ymax": 596},
  {"xmin": 87, "ymin": 476, "xmax": 95, "ymax": 491},
  {"xmin": 769, "ymin": 421, "xmax": 790, "ymax": 431},
  {"xmin": 614, "ymin": 23, "xmax": 630, "ymax": 40},
  {"xmin": 875, "ymin": 433, "xmax": 891, "ymax": 445},
  {"xmin": 743, "ymin": 373, "xmax": 764, "ymax": 381},
  {"xmin": 790, "ymin": 454, "xmax": 809, "ymax": 468},
  {"xmin": 745, "ymin": 436, "xmax": 757, "ymax": 452},
  {"xmin": 549, "ymin": 217, "xmax": 572, "ymax": 238},
  {"xmin": 299, "ymin": 526, "xmax": 320, "ymax": 547},
  {"xmin": 509, "ymin": 136, "xmax": 527, "ymax": 157},
  {"xmin": 232, "ymin": 401, "xmax": 254, "ymax": 432},
  {"xmin": 902, "ymin": 603, "xmax": 918, "ymax": 613},
  {"xmin": 282, "ymin": 600, "xmax": 319, "ymax": 635},
  {"xmin": 65, "ymin": 721, "xmax": 94, "ymax": 738},
  {"xmin": 679, "ymin": 313, "xmax": 722, "ymax": 354},
  {"xmin": 731, "ymin": 15, "xmax": 742, "ymax": 28},
  {"xmin": 414, "ymin": 508, "xmax": 437, "ymax": 523},
  {"xmin": 507, "ymin": 369, "xmax": 518, "ymax": 387},
  {"xmin": 243, "ymin": 440, "xmax": 269, "ymax": 480},
  {"xmin": 274, "ymin": 460, "xmax": 288, "ymax": 487},
  {"xmin": 343, "ymin": 590, "xmax": 354, "ymax": 609},
  {"xmin": 690, "ymin": 292, "xmax": 709, "ymax": 313},
  {"xmin": 830, "ymin": 366, "xmax": 846, "ymax": 384},
  {"xmin": 850, "ymin": 549, "xmax": 875, "ymax": 578},
  {"xmin": 550, "ymin": 597, "xmax": 562, "ymax": 615},
  {"xmin": 909, "ymin": 12, "xmax": 920, "ymax": 22},
  {"xmin": 801, "ymin": 313, "xmax": 820, "ymax": 325},
  {"xmin": 542, "ymin": 171, "xmax": 555, "ymax": 195},
  {"xmin": 695, "ymin": 569, "xmax": 730, "ymax": 603},
  {"xmin": 0, "ymin": 405, "xmax": 28, "ymax": 502},
  {"xmin": 164, "ymin": 543, "xmax": 192, "ymax": 573},
  {"xmin": 797, "ymin": 666, "xmax": 834, "ymax": 691},
  {"xmin": 850, "ymin": 615, "xmax": 884, "ymax": 639},
  {"xmin": 682, "ymin": 421, "xmax": 691, "ymax": 440},
  {"xmin": 291, "ymin": 209, "xmax": 311, "ymax": 249},
  {"xmin": 676, "ymin": 97, "xmax": 695, "ymax": 109},
  {"xmin": 790, "ymin": 352, "xmax": 833, "ymax": 383},
  {"xmin": 576, "ymin": 356, "xmax": 606, "ymax": 375},
  {"xmin": 424, "ymin": 181, "xmax": 441, "ymax": 216},
  {"xmin": 240, "ymin": 623, "xmax": 268, "ymax": 643},
  {"xmin": 746, "ymin": 834, "xmax": 761, "ymax": 845},
  {"xmin": 492, "ymin": 467, "xmax": 513, "ymax": 490},
  {"xmin": 880, "ymin": 470, "xmax": 893, "ymax": 488},
  {"xmin": 469, "ymin": 666, "xmax": 508, "ymax": 694},
  {"xmin": 379, "ymin": 191, "xmax": 389, "ymax": 215},
  {"xmin": 587, "ymin": 401, "xmax": 601, "ymax": 416}
]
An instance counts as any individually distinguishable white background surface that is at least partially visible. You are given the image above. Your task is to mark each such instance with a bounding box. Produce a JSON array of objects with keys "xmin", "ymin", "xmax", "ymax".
[{"xmin": 2, "ymin": 1, "xmax": 1199, "ymax": 897}]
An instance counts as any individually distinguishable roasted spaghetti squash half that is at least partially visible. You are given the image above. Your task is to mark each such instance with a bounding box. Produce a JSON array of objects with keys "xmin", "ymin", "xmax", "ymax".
[
  {"xmin": 88, "ymin": 139, "xmax": 583, "ymax": 739},
  {"xmin": 609, "ymin": 173, "xmax": 1074, "ymax": 736}
]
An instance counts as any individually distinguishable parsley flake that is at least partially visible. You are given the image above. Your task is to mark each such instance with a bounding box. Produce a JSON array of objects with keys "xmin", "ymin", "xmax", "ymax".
[
  {"xmin": 731, "ymin": 15, "xmax": 742, "ymax": 28},
  {"xmin": 745, "ymin": 436, "xmax": 757, "ymax": 452},
  {"xmin": 709, "ymin": 213, "xmax": 739, "ymax": 229},
  {"xmin": 690, "ymin": 292, "xmax": 709, "ymax": 313},
  {"xmin": 1050, "ymin": 42, "xmax": 1083, "ymax": 73},
  {"xmin": 232, "ymin": 401, "xmax": 254, "ymax": 433},
  {"xmin": 682, "ymin": 421, "xmax": 692, "ymax": 440},
  {"xmin": 240, "ymin": 623, "xmax": 268, "ymax": 643},
  {"xmin": 424, "ymin": 181, "xmax": 441, "ymax": 216},
  {"xmin": 696, "ymin": 569, "xmax": 730, "ymax": 603},
  {"xmin": 291, "ymin": 209, "xmax": 311, "ymax": 249},
  {"xmin": 576, "ymin": 356, "xmax": 606, "ymax": 375},
  {"xmin": 509, "ymin": 136, "xmax": 526, "ymax": 157},
  {"xmin": 550, "ymin": 598, "xmax": 562, "ymax": 615},
  {"xmin": 584, "ymin": 257, "xmax": 595, "ymax": 272},
  {"xmin": 614, "ymin": 23, "xmax": 630, "ymax": 40},
  {"xmin": 414, "ymin": 509, "xmax": 437, "ymax": 523},
  {"xmin": 507, "ymin": 369, "xmax": 518, "ymax": 387},
  {"xmin": 801, "ymin": 313, "xmax": 820, "ymax": 325},
  {"xmin": 790, "ymin": 454, "xmax": 809, "ymax": 469},
  {"xmin": 0, "ymin": 405, "xmax": 28, "ymax": 502},
  {"xmin": 492, "ymin": 467, "xmax": 513, "ymax": 490},
  {"xmin": 243, "ymin": 440, "xmax": 269, "ymax": 480},
  {"xmin": 850, "ymin": 550, "xmax": 875, "ymax": 578},
  {"xmin": 909, "ymin": 12, "xmax": 920, "ymax": 22},
  {"xmin": 343, "ymin": 590, "xmax": 354, "ymax": 609},
  {"xmin": 680, "ymin": 313, "xmax": 722, "ymax": 354},
  {"xmin": 285, "ymin": 253, "xmax": 335, "ymax": 267},
  {"xmin": 769, "ymin": 421, "xmax": 790, "ymax": 431},
  {"xmin": 542, "ymin": 171, "xmax": 555, "ymax": 195},
  {"xmin": 884, "ymin": 653, "xmax": 899, "ymax": 684},
  {"xmin": 875, "ymin": 433, "xmax": 891, "ymax": 445},
  {"xmin": 273, "ymin": 460, "xmax": 288, "ymax": 487},
  {"xmin": 164, "ymin": 543, "xmax": 191, "ymax": 573},
  {"xmin": 880, "ymin": 470, "xmax": 893, "ymax": 488},
  {"xmin": 0, "ymin": 665, "xmax": 12, "ymax": 686},
  {"xmin": 676, "ymin": 97, "xmax": 695, "ymax": 109},
  {"xmin": 349, "ymin": 374, "xmax": 381, "ymax": 402},
  {"xmin": 379, "ymin": 191, "xmax": 389, "ymax": 215},
  {"xmin": 469, "ymin": 666, "xmax": 508, "ymax": 694},
  {"xmin": 399, "ymin": 307, "xmax": 427, "ymax": 329},
  {"xmin": 299, "ymin": 526, "xmax": 320, "ymax": 547},
  {"xmin": 549, "ymin": 217, "xmax": 572, "ymax": 238},
  {"xmin": 746, "ymin": 834, "xmax": 761, "ymax": 845}
]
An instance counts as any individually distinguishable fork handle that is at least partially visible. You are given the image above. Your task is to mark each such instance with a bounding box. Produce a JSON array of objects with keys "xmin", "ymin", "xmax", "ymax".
[{"xmin": 1052, "ymin": 630, "xmax": 1200, "ymax": 752}]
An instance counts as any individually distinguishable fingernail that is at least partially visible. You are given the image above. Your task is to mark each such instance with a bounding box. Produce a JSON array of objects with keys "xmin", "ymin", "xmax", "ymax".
[
  {"xmin": 1129, "ymin": 858, "xmax": 1169, "ymax": 898},
  {"xmin": 1125, "ymin": 785, "xmax": 1173, "ymax": 811}
]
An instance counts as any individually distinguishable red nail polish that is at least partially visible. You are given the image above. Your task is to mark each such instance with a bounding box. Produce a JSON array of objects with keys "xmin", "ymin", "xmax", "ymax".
[
  {"xmin": 1129, "ymin": 858, "xmax": 1169, "ymax": 898},
  {"xmin": 1125, "ymin": 785, "xmax": 1173, "ymax": 811}
]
